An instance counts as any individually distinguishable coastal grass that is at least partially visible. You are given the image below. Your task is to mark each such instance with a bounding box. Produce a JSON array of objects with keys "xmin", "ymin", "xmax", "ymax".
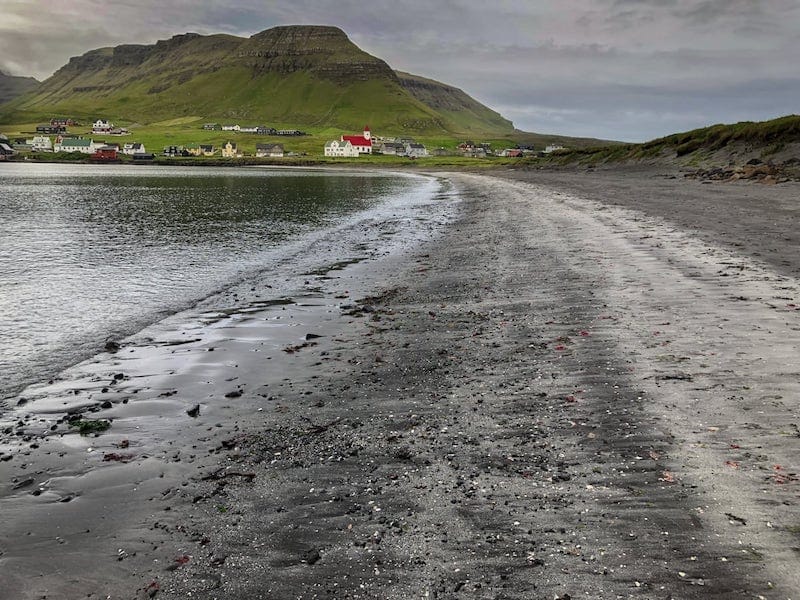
[{"xmin": 535, "ymin": 114, "xmax": 800, "ymax": 166}]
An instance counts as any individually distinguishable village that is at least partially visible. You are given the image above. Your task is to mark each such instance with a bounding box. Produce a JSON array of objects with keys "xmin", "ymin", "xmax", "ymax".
[{"xmin": 0, "ymin": 117, "xmax": 563, "ymax": 162}]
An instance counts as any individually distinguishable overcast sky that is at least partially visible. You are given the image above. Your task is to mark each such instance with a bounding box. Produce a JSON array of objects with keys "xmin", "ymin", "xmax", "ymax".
[{"xmin": 2, "ymin": 0, "xmax": 798, "ymax": 141}]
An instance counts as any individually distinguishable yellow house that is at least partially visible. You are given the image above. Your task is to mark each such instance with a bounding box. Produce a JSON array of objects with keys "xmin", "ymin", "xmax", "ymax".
[
  {"xmin": 222, "ymin": 141, "xmax": 239, "ymax": 158},
  {"xmin": 187, "ymin": 144, "xmax": 216, "ymax": 157}
]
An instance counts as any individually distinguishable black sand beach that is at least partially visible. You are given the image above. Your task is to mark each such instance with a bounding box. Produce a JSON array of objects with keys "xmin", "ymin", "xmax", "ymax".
[{"xmin": 2, "ymin": 169, "xmax": 799, "ymax": 599}]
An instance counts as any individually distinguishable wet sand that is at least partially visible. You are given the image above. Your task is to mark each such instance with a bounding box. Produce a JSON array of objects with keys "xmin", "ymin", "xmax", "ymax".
[{"xmin": 2, "ymin": 169, "xmax": 800, "ymax": 599}]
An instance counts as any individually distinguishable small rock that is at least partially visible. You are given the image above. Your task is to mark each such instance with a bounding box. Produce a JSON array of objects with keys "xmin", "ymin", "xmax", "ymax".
[
  {"xmin": 394, "ymin": 447, "xmax": 414, "ymax": 461},
  {"xmin": 211, "ymin": 554, "xmax": 227, "ymax": 567},
  {"xmin": 302, "ymin": 548, "xmax": 321, "ymax": 565},
  {"xmin": 187, "ymin": 404, "xmax": 201, "ymax": 418}
]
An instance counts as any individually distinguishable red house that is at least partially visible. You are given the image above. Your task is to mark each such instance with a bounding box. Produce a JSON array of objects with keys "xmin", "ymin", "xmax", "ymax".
[
  {"xmin": 342, "ymin": 125, "xmax": 372, "ymax": 154},
  {"xmin": 90, "ymin": 146, "xmax": 119, "ymax": 162}
]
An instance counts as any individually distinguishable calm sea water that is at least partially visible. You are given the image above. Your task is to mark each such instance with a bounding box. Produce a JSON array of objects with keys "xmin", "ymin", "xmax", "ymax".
[{"xmin": 0, "ymin": 163, "xmax": 433, "ymax": 399}]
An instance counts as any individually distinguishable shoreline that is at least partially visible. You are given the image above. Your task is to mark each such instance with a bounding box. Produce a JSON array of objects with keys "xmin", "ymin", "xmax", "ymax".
[
  {"xmin": 0, "ymin": 164, "xmax": 441, "ymax": 402},
  {"xmin": 0, "ymin": 171, "xmax": 460, "ymax": 599},
  {"xmin": 161, "ymin": 170, "xmax": 800, "ymax": 599},
  {"xmin": 1, "ymin": 168, "xmax": 799, "ymax": 598}
]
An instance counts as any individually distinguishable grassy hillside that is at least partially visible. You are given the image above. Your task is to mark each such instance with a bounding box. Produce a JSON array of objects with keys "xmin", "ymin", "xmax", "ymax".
[
  {"xmin": 395, "ymin": 71, "xmax": 513, "ymax": 134},
  {"xmin": 540, "ymin": 115, "xmax": 800, "ymax": 167},
  {"xmin": 0, "ymin": 71, "xmax": 39, "ymax": 105},
  {"xmin": 0, "ymin": 26, "xmax": 509, "ymax": 136}
]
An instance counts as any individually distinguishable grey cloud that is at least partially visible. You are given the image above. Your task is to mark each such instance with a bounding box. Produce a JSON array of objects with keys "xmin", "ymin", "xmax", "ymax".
[{"xmin": 1, "ymin": 1, "xmax": 799, "ymax": 141}]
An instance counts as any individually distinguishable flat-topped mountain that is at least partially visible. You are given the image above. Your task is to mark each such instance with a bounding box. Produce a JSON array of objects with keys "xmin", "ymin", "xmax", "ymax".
[
  {"xmin": 0, "ymin": 70, "xmax": 39, "ymax": 105},
  {"xmin": 0, "ymin": 25, "xmax": 514, "ymax": 134}
]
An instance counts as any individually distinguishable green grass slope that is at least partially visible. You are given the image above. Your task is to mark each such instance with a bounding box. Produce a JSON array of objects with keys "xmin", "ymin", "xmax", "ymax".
[
  {"xmin": 542, "ymin": 115, "xmax": 800, "ymax": 167},
  {"xmin": 395, "ymin": 71, "xmax": 514, "ymax": 134},
  {"xmin": 0, "ymin": 71, "xmax": 39, "ymax": 105},
  {"xmin": 0, "ymin": 26, "xmax": 509, "ymax": 135}
]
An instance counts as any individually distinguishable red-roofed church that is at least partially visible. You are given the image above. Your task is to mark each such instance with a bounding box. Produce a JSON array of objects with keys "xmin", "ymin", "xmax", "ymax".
[{"xmin": 342, "ymin": 126, "xmax": 372, "ymax": 154}]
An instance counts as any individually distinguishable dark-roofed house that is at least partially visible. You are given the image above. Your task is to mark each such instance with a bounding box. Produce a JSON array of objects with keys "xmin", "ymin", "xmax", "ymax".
[
  {"xmin": 37, "ymin": 124, "xmax": 65, "ymax": 134},
  {"xmin": 255, "ymin": 143, "xmax": 284, "ymax": 158},
  {"xmin": 163, "ymin": 145, "xmax": 189, "ymax": 157},
  {"xmin": 405, "ymin": 142, "xmax": 427, "ymax": 158},
  {"xmin": 380, "ymin": 141, "xmax": 405, "ymax": 156}
]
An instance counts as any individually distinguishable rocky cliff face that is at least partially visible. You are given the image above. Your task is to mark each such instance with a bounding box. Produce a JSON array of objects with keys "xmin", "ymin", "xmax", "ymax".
[
  {"xmin": 237, "ymin": 26, "xmax": 399, "ymax": 83},
  {"xmin": 50, "ymin": 34, "xmax": 238, "ymax": 79},
  {"xmin": 50, "ymin": 27, "xmax": 396, "ymax": 85}
]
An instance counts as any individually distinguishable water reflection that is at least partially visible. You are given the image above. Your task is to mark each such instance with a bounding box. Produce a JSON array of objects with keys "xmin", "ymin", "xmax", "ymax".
[{"xmin": 0, "ymin": 164, "xmax": 418, "ymax": 398}]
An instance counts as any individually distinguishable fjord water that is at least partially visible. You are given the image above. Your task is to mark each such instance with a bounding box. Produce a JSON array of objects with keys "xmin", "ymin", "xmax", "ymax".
[{"xmin": 0, "ymin": 163, "xmax": 431, "ymax": 399}]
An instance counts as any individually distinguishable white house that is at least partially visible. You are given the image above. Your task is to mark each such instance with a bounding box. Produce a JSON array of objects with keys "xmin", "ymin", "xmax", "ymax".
[
  {"xmin": 27, "ymin": 136, "xmax": 53, "ymax": 152},
  {"xmin": 54, "ymin": 137, "xmax": 98, "ymax": 154},
  {"xmin": 543, "ymin": 144, "xmax": 565, "ymax": 154},
  {"xmin": 222, "ymin": 124, "xmax": 240, "ymax": 131},
  {"xmin": 341, "ymin": 126, "xmax": 372, "ymax": 154},
  {"xmin": 92, "ymin": 119, "xmax": 113, "ymax": 134},
  {"xmin": 122, "ymin": 142, "xmax": 146, "ymax": 155},
  {"xmin": 405, "ymin": 142, "xmax": 427, "ymax": 158},
  {"xmin": 239, "ymin": 126, "xmax": 258, "ymax": 133},
  {"xmin": 324, "ymin": 139, "xmax": 359, "ymax": 157}
]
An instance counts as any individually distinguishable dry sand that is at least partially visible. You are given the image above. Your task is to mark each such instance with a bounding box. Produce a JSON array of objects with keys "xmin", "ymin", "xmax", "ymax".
[{"xmin": 2, "ymin": 169, "xmax": 799, "ymax": 599}]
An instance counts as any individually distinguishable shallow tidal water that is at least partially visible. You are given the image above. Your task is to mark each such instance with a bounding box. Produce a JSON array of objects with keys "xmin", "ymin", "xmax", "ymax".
[{"xmin": 0, "ymin": 163, "xmax": 431, "ymax": 399}]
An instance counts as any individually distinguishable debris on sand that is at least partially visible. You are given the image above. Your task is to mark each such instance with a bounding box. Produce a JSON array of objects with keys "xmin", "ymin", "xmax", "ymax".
[{"xmin": 68, "ymin": 419, "xmax": 111, "ymax": 435}]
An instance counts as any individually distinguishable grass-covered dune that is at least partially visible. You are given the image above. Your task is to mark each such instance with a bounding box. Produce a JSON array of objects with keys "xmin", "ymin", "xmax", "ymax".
[{"xmin": 544, "ymin": 115, "xmax": 800, "ymax": 168}]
